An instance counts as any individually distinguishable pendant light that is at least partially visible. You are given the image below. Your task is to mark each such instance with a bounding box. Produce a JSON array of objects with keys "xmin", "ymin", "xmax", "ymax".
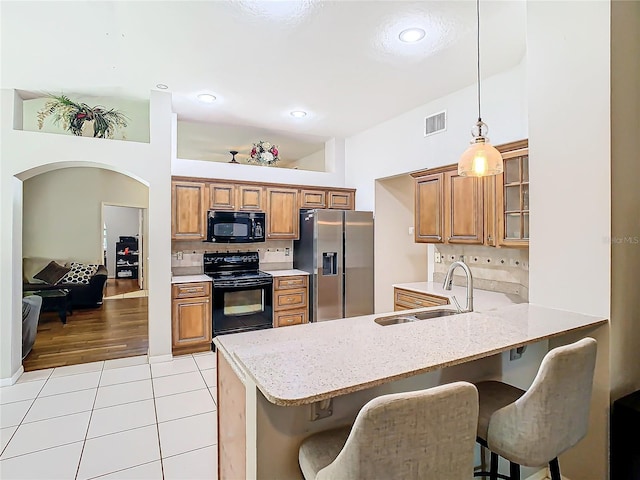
[{"xmin": 458, "ymin": 0, "xmax": 503, "ymax": 177}]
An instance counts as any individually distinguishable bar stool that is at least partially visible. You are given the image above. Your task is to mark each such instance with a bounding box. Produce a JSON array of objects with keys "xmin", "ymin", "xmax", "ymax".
[
  {"xmin": 474, "ymin": 337, "xmax": 598, "ymax": 480},
  {"xmin": 298, "ymin": 381, "xmax": 479, "ymax": 480}
]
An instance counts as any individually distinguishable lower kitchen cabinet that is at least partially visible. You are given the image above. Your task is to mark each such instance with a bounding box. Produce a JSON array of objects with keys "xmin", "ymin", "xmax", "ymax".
[
  {"xmin": 394, "ymin": 287, "xmax": 449, "ymax": 311},
  {"xmin": 171, "ymin": 281, "xmax": 212, "ymax": 354},
  {"xmin": 273, "ymin": 275, "xmax": 309, "ymax": 327}
]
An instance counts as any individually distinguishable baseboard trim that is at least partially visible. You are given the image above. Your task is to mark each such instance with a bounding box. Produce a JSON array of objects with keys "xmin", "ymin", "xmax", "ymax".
[
  {"xmin": 148, "ymin": 353, "xmax": 173, "ymax": 364},
  {"xmin": 0, "ymin": 366, "xmax": 25, "ymax": 386}
]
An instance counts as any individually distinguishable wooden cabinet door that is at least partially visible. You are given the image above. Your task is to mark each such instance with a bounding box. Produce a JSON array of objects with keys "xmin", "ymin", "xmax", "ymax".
[
  {"xmin": 415, "ymin": 173, "xmax": 444, "ymax": 243},
  {"xmin": 237, "ymin": 185, "xmax": 264, "ymax": 211},
  {"xmin": 266, "ymin": 187, "xmax": 299, "ymax": 239},
  {"xmin": 300, "ymin": 189, "xmax": 327, "ymax": 209},
  {"xmin": 328, "ymin": 190, "xmax": 354, "ymax": 210},
  {"xmin": 444, "ymin": 170, "xmax": 484, "ymax": 244},
  {"xmin": 172, "ymin": 297, "xmax": 211, "ymax": 352},
  {"xmin": 172, "ymin": 181, "xmax": 206, "ymax": 240},
  {"xmin": 209, "ymin": 183, "xmax": 236, "ymax": 210},
  {"xmin": 496, "ymin": 141, "xmax": 529, "ymax": 247},
  {"xmin": 394, "ymin": 287, "xmax": 449, "ymax": 311}
]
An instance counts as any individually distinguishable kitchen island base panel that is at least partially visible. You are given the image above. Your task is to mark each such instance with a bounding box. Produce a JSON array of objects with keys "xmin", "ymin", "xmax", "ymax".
[{"xmin": 217, "ymin": 352, "xmax": 246, "ymax": 480}]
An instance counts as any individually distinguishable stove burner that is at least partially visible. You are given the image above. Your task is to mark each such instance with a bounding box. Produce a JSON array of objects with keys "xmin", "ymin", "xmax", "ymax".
[{"xmin": 203, "ymin": 251, "xmax": 272, "ymax": 287}]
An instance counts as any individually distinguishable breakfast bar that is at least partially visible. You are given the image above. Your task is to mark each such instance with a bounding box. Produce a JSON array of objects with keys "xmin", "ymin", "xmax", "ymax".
[{"xmin": 214, "ymin": 303, "xmax": 609, "ymax": 480}]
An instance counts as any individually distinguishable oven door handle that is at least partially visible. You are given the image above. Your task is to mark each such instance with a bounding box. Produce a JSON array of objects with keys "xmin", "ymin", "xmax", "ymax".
[{"xmin": 215, "ymin": 279, "xmax": 273, "ymax": 288}]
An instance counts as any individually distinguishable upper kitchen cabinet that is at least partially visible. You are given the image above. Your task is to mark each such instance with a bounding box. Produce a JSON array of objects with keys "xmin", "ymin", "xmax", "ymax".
[
  {"xmin": 444, "ymin": 169, "xmax": 484, "ymax": 244},
  {"xmin": 210, "ymin": 182, "xmax": 264, "ymax": 211},
  {"xmin": 496, "ymin": 140, "xmax": 529, "ymax": 247},
  {"xmin": 413, "ymin": 166, "xmax": 483, "ymax": 244},
  {"xmin": 300, "ymin": 188, "xmax": 355, "ymax": 210},
  {"xmin": 266, "ymin": 187, "xmax": 299, "ymax": 239},
  {"xmin": 209, "ymin": 183, "xmax": 237, "ymax": 210},
  {"xmin": 327, "ymin": 190, "xmax": 354, "ymax": 210},
  {"xmin": 237, "ymin": 184, "xmax": 264, "ymax": 211},
  {"xmin": 172, "ymin": 181, "xmax": 206, "ymax": 240},
  {"xmin": 414, "ymin": 172, "xmax": 444, "ymax": 242},
  {"xmin": 300, "ymin": 189, "xmax": 327, "ymax": 209}
]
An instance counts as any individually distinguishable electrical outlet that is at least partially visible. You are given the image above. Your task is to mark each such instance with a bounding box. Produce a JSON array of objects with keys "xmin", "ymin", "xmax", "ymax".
[
  {"xmin": 409, "ymin": 226, "xmax": 415, "ymax": 236},
  {"xmin": 285, "ymin": 247, "xmax": 290, "ymax": 256},
  {"xmin": 510, "ymin": 346, "xmax": 527, "ymax": 361},
  {"xmin": 176, "ymin": 251, "xmax": 183, "ymax": 260},
  {"xmin": 434, "ymin": 251, "xmax": 442, "ymax": 263}
]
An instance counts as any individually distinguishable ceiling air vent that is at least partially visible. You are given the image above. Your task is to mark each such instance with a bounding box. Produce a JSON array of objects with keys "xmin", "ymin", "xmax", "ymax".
[{"xmin": 424, "ymin": 111, "xmax": 446, "ymax": 137}]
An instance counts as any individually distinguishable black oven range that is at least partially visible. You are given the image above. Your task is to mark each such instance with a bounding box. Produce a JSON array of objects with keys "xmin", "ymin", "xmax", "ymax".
[{"xmin": 204, "ymin": 252, "xmax": 273, "ymax": 340}]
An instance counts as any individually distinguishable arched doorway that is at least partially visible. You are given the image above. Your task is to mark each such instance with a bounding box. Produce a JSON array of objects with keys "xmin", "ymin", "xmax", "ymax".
[{"xmin": 19, "ymin": 164, "xmax": 150, "ymax": 371}]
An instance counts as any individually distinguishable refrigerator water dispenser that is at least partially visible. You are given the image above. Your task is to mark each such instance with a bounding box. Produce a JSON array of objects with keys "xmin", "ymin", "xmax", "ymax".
[{"xmin": 322, "ymin": 252, "xmax": 338, "ymax": 275}]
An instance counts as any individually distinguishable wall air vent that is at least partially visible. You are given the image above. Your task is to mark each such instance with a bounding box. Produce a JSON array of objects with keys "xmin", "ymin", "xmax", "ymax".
[{"xmin": 424, "ymin": 110, "xmax": 447, "ymax": 137}]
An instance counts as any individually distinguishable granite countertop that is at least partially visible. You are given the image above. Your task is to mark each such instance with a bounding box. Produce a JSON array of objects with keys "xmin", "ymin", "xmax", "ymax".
[
  {"xmin": 171, "ymin": 274, "xmax": 212, "ymax": 284},
  {"xmin": 261, "ymin": 269, "xmax": 310, "ymax": 277},
  {"xmin": 214, "ymin": 303, "xmax": 607, "ymax": 407},
  {"xmin": 393, "ymin": 281, "xmax": 523, "ymax": 312}
]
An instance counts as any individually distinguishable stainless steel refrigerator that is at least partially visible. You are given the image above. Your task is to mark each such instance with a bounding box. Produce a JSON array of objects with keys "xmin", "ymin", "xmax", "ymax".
[{"xmin": 293, "ymin": 209, "xmax": 374, "ymax": 322}]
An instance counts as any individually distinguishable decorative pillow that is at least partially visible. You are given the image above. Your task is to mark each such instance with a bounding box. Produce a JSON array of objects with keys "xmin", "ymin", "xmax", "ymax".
[
  {"xmin": 59, "ymin": 262, "xmax": 100, "ymax": 285},
  {"xmin": 33, "ymin": 261, "xmax": 71, "ymax": 285}
]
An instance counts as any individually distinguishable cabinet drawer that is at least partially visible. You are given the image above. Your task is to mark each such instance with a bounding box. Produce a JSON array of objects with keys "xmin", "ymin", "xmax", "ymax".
[
  {"xmin": 274, "ymin": 308, "xmax": 307, "ymax": 327},
  {"xmin": 274, "ymin": 276, "xmax": 308, "ymax": 290},
  {"xmin": 172, "ymin": 282, "xmax": 211, "ymax": 299},
  {"xmin": 394, "ymin": 288, "xmax": 449, "ymax": 311},
  {"xmin": 274, "ymin": 287, "xmax": 307, "ymax": 311}
]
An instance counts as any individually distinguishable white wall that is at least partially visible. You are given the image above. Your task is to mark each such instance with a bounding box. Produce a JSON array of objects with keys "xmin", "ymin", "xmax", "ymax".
[
  {"xmin": 527, "ymin": 2, "xmax": 611, "ymax": 318},
  {"xmin": 610, "ymin": 0, "xmax": 640, "ymax": 400},
  {"xmin": 345, "ymin": 60, "xmax": 528, "ymax": 211},
  {"xmin": 23, "ymin": 168, "xmax": 148, "ymax": 264},
  {"xmin": 0, "ymin": 89, "xmax": 173, "ymax": 382},
  {"xmin": 172, "ymin": 137, "xmax": 346, "ymax": 188},
  {"xmin": 104, "ymin": 205, "xmax": 142, "ymax": 278},
  {"xmin": 374, "ymin": 175, "xmax": 427, "ymax": 313},
  {"xmin": 286, "ymin": 149, "xmax": 325, "ymax": 172}
]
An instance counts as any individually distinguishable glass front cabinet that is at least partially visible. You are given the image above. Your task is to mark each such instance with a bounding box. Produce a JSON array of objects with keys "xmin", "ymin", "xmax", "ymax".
[{"xmin": 496, "ymin": 140, "xmax": 529, "ymax": 247}]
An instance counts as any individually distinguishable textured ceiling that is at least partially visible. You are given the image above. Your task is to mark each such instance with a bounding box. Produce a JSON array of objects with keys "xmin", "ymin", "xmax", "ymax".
[{"xmin": 1, "ymin": 1, "xmax": 526, "ymax": 161}]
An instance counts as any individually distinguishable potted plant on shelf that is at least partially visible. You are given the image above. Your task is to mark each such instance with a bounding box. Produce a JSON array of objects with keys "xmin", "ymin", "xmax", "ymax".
[
  {"xmin": 36, "ymin": 94, "xmax": 128, "ymax": 139},
  {"xmin": 247, "ymin": 140, "xmax": 280, "ymax": 166}
]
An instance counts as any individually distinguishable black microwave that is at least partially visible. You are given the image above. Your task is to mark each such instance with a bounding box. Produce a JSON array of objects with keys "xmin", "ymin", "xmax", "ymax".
[{"xmin": 206, "ymin": 211, "xmax": 266, "ymax": 243}]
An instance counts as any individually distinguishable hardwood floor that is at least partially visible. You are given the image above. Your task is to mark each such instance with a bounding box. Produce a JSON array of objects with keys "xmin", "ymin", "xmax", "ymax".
[
  {"xmin": 23, "ymin": 297, "xmax": 148, "ymax": 372},
  {"xmin": 104, "ymin": 278, "xmax": 141, "ymax": 297}
]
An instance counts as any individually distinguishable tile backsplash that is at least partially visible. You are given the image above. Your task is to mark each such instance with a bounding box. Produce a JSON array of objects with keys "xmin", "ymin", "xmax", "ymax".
[
  {"xmin": 433, "ymin": 245, "xmax": 529, "ymax": 300},
  {"xmin": 171, "ymin": 240, "xmax": 294, "ymax": 276}
]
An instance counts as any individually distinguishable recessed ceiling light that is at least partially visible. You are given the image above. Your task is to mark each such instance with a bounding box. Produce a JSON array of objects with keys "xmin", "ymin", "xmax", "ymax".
[
  {"xmin": 197, "ymin": 93, "xmax": 217, "ymax": 103},
  {"xmin": 399, "ymin": 28, "xmax": 426, "ymax": 43},
  {"xmin": 290, "ymin": 110, "xmax": 307, "ymax": 118},
  {"xmin": 156, "ymin": 83, "xmax": 168, "ymax": 90}
]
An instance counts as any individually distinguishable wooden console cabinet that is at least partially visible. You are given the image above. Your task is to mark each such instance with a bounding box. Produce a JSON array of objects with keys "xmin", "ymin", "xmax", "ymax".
[
  {"xmin": 273, "ymin": 275, "xmax": 309, "ymax": 327},
  {"xmin": 171, "ymin": 281, "xmax": 212, "ymax": 354}
]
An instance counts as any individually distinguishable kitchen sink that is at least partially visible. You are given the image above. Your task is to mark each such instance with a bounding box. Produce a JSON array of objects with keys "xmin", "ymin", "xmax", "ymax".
[{"xmin": 374, "ymin": 309, "xmax": 461, "ymax": 326}]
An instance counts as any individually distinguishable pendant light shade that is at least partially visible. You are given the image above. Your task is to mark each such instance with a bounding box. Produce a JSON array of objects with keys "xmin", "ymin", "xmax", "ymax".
[
  {"xmin": 458, "ymin": 120, "xmax": 503, "ymax": 176},
  {"xmin": 458, "ymin": 0, "xmax": 503, "ymax": 177}
]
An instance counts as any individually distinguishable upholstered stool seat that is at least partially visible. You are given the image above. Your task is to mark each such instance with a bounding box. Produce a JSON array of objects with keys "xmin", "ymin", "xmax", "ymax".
[
  {"xmin": 298, "ymin": 381, "xmax": 479, "ymax": 480},
  {"xmin": 474, "ymin": 337, "xmax": 598, "ymax": 480}
]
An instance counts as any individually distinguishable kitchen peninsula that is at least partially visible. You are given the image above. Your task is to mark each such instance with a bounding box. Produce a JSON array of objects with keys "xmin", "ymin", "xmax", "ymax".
[{"xmin": 214, "ymin": 302, "xmax": 609, "ymax": 480}]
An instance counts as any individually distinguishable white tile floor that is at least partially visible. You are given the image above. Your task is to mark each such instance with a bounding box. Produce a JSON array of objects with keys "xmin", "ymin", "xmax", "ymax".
[{"xmin": 0, "ymin": 352, "xmax": 218, "ymax": 479}]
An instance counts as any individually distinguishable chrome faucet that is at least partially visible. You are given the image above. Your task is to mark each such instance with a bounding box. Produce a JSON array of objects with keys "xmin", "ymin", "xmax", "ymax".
[{"xmin": 442, "ymin": 260, "xmax": 474, "ymax": 312}]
